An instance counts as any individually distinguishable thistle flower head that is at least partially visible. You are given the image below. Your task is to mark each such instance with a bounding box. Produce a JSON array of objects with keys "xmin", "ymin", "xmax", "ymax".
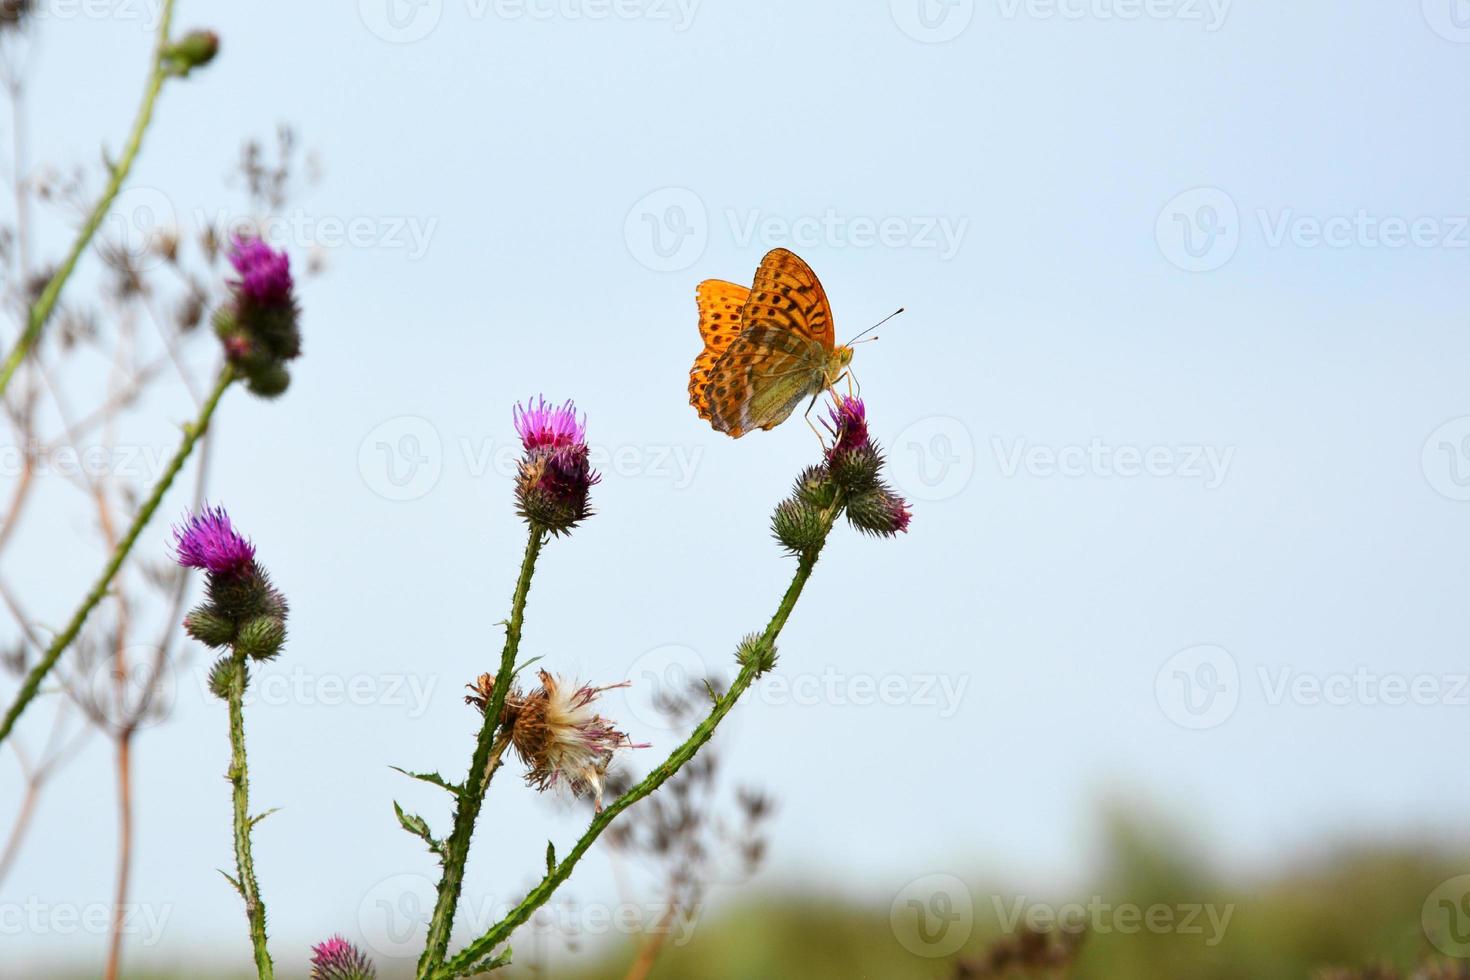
[
  {"xmin": 512, "ymin": 397, "xmax": 599, "ymax": 534},
  {"xmin": 214, "ymin": 236, "xmax": 301, "ymax": 397},
  {"xmin": 228, "ymin": 235, "xmax": 294, "ymax": 308},
  {"xmin": 468, "ymin": 670, "xmax": 644, "ymax": 811},
  {"xmin": 309, "ymin": 935, "xmax": 376, "ymax": 980},
  {"xmin": 514, "ymin": 396, "xmax": 587, "ymax": 451},
  {"xmin": 824, "ymin": 395, "xmax": 870, "ymax": 457},
  {"xmin": 172, "ymin": 504, "xmax": 255, "ymax": 578}
]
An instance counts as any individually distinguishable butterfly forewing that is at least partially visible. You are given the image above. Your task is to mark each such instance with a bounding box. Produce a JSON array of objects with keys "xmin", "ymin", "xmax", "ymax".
[{"xmin": 740, "ymin": 248, "xmax": 836, "ymax": 350}]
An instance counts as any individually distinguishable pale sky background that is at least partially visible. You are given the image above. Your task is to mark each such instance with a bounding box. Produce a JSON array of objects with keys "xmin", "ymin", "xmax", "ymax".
[{"xmin": 5, "ymin": 0, "xmax": 1470, "ymax": 974}]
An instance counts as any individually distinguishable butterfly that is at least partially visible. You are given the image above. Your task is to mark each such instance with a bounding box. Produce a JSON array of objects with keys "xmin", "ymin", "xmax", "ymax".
[{"xmin": 688, "ymin": 248, "xmax": 855, "ymax": 438}]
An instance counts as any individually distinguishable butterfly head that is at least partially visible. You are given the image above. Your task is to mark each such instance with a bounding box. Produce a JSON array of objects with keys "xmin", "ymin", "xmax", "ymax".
[{"xmin": 825, "ymin": 345, "xmax": 855, "ymax": 385}]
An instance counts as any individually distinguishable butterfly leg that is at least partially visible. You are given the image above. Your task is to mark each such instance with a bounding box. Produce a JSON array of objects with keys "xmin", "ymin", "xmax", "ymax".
[{"xmin": 803, "ymin": 393, "xmax": 827, "ymax": 446}]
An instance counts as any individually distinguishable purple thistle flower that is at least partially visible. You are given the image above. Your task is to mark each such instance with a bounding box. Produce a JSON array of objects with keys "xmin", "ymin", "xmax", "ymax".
[
  {"xmin": 172, "ymin": 505, "xmax": 255, "ymax": 578},
  {"xmin": 825, "ymin": 395, "xmax": 870, "ymax": 456},
  {"xmin": 887, "ymin": 493, "xmax": 913, "ymax": 534},
  {"xmin": 228, "ymin": 235, "xmax": 294, "ymax": 308},
  {"xmin": 514, "ymin": 396, "xmax": 587, "ymax": 451},
  {"xmin": 309, "ymin": 935, "xmax": 376, "ymax": 980},
  {"xmin": 513, "ymin": 397, "xmax": 599, "ymax": 534}
]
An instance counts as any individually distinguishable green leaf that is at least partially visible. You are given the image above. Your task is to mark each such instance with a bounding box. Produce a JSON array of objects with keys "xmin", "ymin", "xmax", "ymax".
[
  {"xmin": 453, "ymin": 945, "xmax": 513, "ymax": 976},
  {"xmin": 393, "ymin": 800, "xmax": 443, "ymax": 858},
  {"xmin": 545, "ymin": 841, "xmax": 556, "ymax": 876},
  {"xmin": 390, "ymin": 766, "xmax": 463, "ymax": 797},
  {"xmin": 218, "ymin": 869, "xmax": 244, "ymax": 897},
  {"xmin": 248, "ymin": 807, "xmax": 282, "ymax": 829}
]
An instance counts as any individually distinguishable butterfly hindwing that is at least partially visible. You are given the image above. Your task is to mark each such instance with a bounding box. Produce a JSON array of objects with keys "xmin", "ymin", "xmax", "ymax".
[
  {"xmin": 740, "ymin": 248, "xmax": 836, "ymax": 350},
  {"xmin": 703, "ymin": 325, "xmax": 825, "ymax": 437},
  {"xmin": 689, "ymin": 279, "xmax": 751, "ymax": 422}
]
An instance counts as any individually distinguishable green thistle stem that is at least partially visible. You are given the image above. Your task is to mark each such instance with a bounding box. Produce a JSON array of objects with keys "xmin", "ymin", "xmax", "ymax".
[
  {"xmin": 435, "ymin": 500, "xmax": 844, "ymax": 978},
  {"xmin": 0, "ymin": 366, "xmax": 234, "ymax": 748},
  {"xmin": 418, "ymin": 525, "xmax": 547, "ymax": 978},
  {"xmin": 226, "ymin": 649, "xmax": 273, "ymax": 979},
  {"xmin": 0, "ymin": 0, "xmax": 178, "ymax": 400}
]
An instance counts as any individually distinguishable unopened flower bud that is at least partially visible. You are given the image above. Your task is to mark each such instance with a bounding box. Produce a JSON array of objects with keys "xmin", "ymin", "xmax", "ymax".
[
  {"xmin": 846, "ymin": 485, "xmax": 913, "ymax": 537},
  {"xmin": 163, "ymin": 30, "xmax": 219, "ymax": 75},
  {"xmin": 771, "ymin": 498, "xmax": 825, "ymax": 555},
  {"xmin": 208, "ymin": 655, "xmax": 246, "ymax": 700},
  {"xmin": 184, "ymin": 604, "xmax": 236, "ymax": 648},
  {"xmin": 235, "ymin": 614, "xmax": 287, "ymax": 662}
]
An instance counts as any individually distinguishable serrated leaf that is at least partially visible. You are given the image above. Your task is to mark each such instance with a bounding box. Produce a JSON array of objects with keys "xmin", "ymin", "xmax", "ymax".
[
  {"xmin": 390, "ymin": 765, "xmax": 463, "ymax": 797},
  {"xmin": 248, "ymin": 807, "xmax": 282, "ymax": 829},
  {"xmin": 455, "ymin": 945, "xmax": 513, "ymax": 976},
  {"xmin": 393, "ymin": 800, "xmax": 442, "ymax": 857}
]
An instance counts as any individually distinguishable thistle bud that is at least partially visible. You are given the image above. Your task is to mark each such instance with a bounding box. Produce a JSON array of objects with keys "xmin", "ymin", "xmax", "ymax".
[
  {"xmin": 845, "ymin": 484, "xmax": 913, "ymax": 537},
  {"xmin": 735, "ymin": 633, "xmax": 777, "ymax": 676},
  {"xmin": 512, "ymin": 397, "xmax": 599, "ymax": 535},
  {"xmin": 771, "ymin": 498, "xmax": 825, "ymax": 555},
  {"xmin": 184, "ymin": 605, "xmax": 236, "ymax": 648},
  {"xmin": 208, "ymin": 655, "xmax": 245, "ymax": 700},
  {"xmin": 162, "ymin": 30, "xmax": 219, "ymax": 75},
  {"xmin": 235, "ymin": 615, "xmax": 287, "ymax": 662},
  {"xmin": 792, "ymin": 465, "xmax": 837, "ymax": 509}
]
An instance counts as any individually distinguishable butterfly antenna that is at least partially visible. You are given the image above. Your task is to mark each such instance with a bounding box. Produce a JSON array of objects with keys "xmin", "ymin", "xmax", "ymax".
[{"xmin": 848, "ymin": 307, "xmax": 904, "ymax": 346}]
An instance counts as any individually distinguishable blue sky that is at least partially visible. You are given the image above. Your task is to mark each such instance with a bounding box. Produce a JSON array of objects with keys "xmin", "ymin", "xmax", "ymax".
[{"xmin": 4, "ymin": 0, "xmax": 1470, "ymax": 973}]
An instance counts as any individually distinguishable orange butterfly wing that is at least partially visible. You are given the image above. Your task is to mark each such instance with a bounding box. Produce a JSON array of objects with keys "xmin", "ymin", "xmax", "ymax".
[
  {"xmin": 702, "ymin": 325, "xmax": 826, "ymax": 438},
  {"xmin": 739, "ymin": 248, "xmax": 836, "ymax": 350},
  {"xmin": 688, "ymin": 279, "xmax": 750, "ymax": 422}
]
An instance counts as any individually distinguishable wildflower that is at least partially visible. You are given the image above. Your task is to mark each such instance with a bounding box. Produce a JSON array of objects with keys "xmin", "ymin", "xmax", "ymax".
[
  {"xmin": 214, "ymin": 236, "xmax": 301, "ymax": 397},
  {"xmin": 173, "ymin": 505, "xmax": 288, "ymax": 666},
  {"xmin": 824, "ymin": 394, "xmax": 870, "ymax": 457},
  {"xmin": 309, "ymin": 935, "xmax": 376, "ymax": 980},
  {"xmin": 467, "ymin": 670, "xmax": 643, "ymax": 811},
  {"xmin": 172, "ymin": 504, "xmax": 255, "ymax": 578},
  {"xmin": 845, "ymin": 484, "xmax": 913, "ymax": 537},
  {"xmin": 512, "ymin": 397, "xmax": 600, "ymax": 535}
]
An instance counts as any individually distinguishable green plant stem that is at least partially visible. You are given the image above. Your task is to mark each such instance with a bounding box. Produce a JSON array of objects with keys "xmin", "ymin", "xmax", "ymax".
[
  {"xmin": 0, "ymin": 0, "xmax": 178, "ymax": 400},
  {"xmin": 0, "ymin": 366, "xmax": 234, "ymax": 748},
  {"xmin": 418, "ymin": 526, "xmax": 547, "ymax": 978},
  {"xmin": 436, "ymin": 502, "xmax": 844, "ymax": 979},
  {"xmin": 226, "ymin": 649, "xmax": 273, "ymax": 979}
]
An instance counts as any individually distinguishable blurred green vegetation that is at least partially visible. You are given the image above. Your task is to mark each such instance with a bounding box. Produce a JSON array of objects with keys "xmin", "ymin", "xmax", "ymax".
[
  {"xmin": 541, "ymin": 811, "xmax": 1469, "ymax": 980},
  {"xmin": 85, "ymin": 811, "xmax": 1470, "ymax": 979}
]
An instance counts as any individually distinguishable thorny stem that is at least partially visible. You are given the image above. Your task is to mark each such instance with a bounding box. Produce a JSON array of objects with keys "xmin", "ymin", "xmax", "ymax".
[
  {"xmin": 417, "ymin": 527, "xmax": 547, "ymax": 978},
  {"xmin": 436, "ymin": 500, "xmax": 844, "ymax": 978},
  {"xmin": 0, "ymin": 365, "xmax": 234, "ymax": 748},
  {"xmin": 0, "ymin": 0, "xmax": 177, "ymax": 400},
  {"xmin": 226, "ymin": 648, "xmax": 273, "ymax": 979}
]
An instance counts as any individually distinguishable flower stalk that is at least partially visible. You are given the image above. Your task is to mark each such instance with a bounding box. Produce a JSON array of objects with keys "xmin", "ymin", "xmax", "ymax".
[
  {"xmin": 417, "ymin": 525, "xmax": 546, "ymax": 977},
  {"xmin": 0, "ymin": 365, "xmax": 235, "ymax": 748},
  {"xmin": 0, "ymin": 0, "xmax": 181, "ymax": 399},
  {"xmin": 225, "ymin": 646, "xmax": 273, "ymax": 979},
  {"xmin": 435, "ymin": 495, "xmax": 845, "ymax": 978}
]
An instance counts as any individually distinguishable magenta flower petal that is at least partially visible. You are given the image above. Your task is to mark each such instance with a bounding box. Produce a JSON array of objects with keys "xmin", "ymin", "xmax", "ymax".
[
  {"xmin": 825, "ymin": 395, "xmax": 870, "ymax": 456},
  {"xmin": 309, "ymin": 934, "xmax": 376, "ymax": 980},
  {"xmin": 513, "ymin": 395, "xmax": 587, "ymax": 451},
  {"xmin": 228, "ymin": 235, "xmax": 294, "ymax": 308},
  {"xmin": 171, "ymin": 504, "xmax": 255, "ymax": 578}
]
